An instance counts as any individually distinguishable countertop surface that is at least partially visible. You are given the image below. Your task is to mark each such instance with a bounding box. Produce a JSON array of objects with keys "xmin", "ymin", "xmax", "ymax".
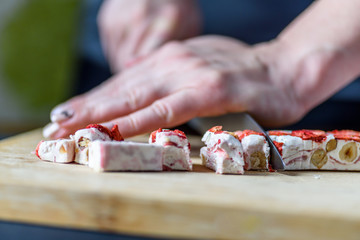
[{"xmin": 0, "ymin": 129, "xmax": 360, "ymax": 240}]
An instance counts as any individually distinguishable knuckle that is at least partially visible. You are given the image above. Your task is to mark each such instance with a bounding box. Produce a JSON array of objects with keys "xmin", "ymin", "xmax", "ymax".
[
  {"xmin": 162, "ymin": 41, "xmax": 182, "ymax": 52},
  {"xmin": 126, "ymin": 115, "xmax": 141, "ymax": 131},
  {"xmin": 124, "ymin": 88, "xmax": 140, "ymax": 111},
  {"xmin": 159, "ymin": 41, "xmax": 193, "ymax": 58},
  {"xmin": 206, "ymin": 69, "xmax": 227, "ymax": 88},
  {"xmin": 152, "ymin": 100, "xmax": 173, "ymax": 125},
  {"xmin": 202, "ymin": 69, "xmax": 230, "ymax": 105},
  {"xmin": 187, "ymin": 58, "xmax": 209, "ymax": 69},
  {"xmin": 91, "ymin": 104, "xmax": 107, "ymax": 120}
]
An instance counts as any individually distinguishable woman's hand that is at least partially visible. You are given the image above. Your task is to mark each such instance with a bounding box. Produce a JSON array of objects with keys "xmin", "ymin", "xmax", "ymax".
[
  {"xmin": 45, "ymin": 0, "xmax": 360, "ymax": 139},
  {"xmin": 98, "ymin": 0, "xmax": 201, "ymax": 73},
  {"xmin": 46, "ymin": 36, "xmax": 304, "ymax": 138}
]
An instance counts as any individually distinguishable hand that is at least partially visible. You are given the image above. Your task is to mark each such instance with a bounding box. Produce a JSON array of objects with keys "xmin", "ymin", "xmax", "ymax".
[
  {"xmin": 98, "ymin": 0, "xmax": 201, "ymax": 73},
  {"xmin": 46, "ymin": 36, "xmax": 305, "ymax": 139}
]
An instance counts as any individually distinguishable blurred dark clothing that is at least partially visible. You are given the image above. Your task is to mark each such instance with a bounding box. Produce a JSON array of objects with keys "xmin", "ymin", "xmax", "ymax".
[{"xmin": 77, "ymin": 0, "xmax": 360, "ymax": 131}]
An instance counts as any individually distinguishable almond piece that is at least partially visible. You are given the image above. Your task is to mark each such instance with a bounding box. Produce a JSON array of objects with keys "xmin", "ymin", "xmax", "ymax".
[
  {"xmin": 59, "ymin": 145, "xmax": 67, "ymax": 154},
  {"xmin": 78, "ymin": 137, "xmax": 90, "ymax": 150}
]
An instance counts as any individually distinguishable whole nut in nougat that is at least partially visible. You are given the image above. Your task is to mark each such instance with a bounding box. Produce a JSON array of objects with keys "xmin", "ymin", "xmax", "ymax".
[
  {"xmin": 326, "ymin": 139, "xmax": 337, "ymax": 152},
  {"xmin": 339, "ymin": 142, "xmax": 358, "ymax": 162}
]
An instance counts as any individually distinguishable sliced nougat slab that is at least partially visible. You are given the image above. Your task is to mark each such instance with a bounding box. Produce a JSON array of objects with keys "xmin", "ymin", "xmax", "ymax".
[
  {"xmin": 149, "ymin": 128, "xmax": 192, "ymax": 171},
  {"xmin": 268, "ymin": 129, "xmax": 360, "ymax": 170},
  {"xmin": 326, "ymin": 130, "xmax": 360, "ymax": 170}
]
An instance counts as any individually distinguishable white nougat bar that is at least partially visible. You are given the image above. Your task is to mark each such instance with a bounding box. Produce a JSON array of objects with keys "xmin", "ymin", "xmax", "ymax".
[{"xmin": 88, "ymin": 141, "xmax": 164, "ymax": 172}]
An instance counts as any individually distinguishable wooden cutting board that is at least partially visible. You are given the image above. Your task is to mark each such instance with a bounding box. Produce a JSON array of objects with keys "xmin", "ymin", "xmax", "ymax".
[{"xmin": 0, "ymin": 129, "xmax": 360, "ymax": 240}]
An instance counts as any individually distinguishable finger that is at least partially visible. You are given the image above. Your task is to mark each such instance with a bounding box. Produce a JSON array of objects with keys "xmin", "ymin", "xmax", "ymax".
[
  {"xmin": 51, "ymin": 80, "xmax": 167, "ymax": 137},
  {"xmin": 63, "ymin": 82, "xmax": 163, "ymax": 126},
  {"xmin": 137, "ymin": 14, "xmax": 178, "ymax": 56},
  {"xmin": 138, "ymin": 2, "xmax": 185, "ymax": 57},
  {"xmin": 101, "ymin": 88, "xmax": 210, "ymax": 138},
  {"xmin": 115, "ymin": 7, "xmax": 180, "ymax": 70},
  {"xmin": 97, "ymin": 1, "xmax": 111, "ymax": 59},
  {"xmin": 107, "ymin": 27, "xmax": 128, "ymax": 73},
  {"xmin": 114, "ymin": 20, "xmax": 152, "ymax": 70},
  {"xmin": 97, "ymin": 1, "xmax": 124, "ymax": 65},
  {"xmin": 50, "ymin": 79, "xmax": 117, "ymax": 123},
  {"xmin": 50, "ymin": 64, "xmax": 150, "ymax": 123}
]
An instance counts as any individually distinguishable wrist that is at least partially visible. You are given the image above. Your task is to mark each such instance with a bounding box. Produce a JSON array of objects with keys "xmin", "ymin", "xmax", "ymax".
[
  {"xmin": 254, "ymin": 38, "xmax": 351, "ymax": 121},
  {"xmin": 252, "ymin": 40, "xmax": 308, "ymax": 124}
]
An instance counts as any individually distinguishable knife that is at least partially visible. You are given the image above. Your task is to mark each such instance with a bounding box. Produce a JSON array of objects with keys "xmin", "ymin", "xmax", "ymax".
[{"xmin": 189, "ymin": 113, "xmax": 285, "ymax": 170}]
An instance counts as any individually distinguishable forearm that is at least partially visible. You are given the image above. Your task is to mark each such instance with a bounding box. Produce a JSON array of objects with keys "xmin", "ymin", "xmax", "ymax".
[{"xmin": 261, "ymin": 0, "xmax": 360, "ymax": 114}]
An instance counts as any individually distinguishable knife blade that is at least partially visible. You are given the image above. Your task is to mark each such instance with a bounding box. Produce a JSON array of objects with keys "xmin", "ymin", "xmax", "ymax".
[{"xmin": 189, "ymin": 113, "xmax": 285, "ymax": 170}]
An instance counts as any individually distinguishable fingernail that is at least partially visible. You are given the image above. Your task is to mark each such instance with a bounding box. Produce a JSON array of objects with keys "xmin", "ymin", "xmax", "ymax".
[
  {"xmin": 50, "ymin": 106, "xmax": 74, "ymax": 123},
  {"xmin": 43, "ymin": 122, "xmax": 60, "ymax": 139}
]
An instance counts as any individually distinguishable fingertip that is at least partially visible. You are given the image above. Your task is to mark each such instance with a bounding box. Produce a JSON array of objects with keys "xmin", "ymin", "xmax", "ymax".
[{"xmin": 43, "ymin": 122, "xmax": 60, "ymax": 139}]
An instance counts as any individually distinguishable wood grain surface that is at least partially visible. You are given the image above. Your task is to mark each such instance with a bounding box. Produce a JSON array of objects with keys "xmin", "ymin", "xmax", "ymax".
[{"xmin": 0, "ymin": 129, "xmax": 360, "ymax": 239}]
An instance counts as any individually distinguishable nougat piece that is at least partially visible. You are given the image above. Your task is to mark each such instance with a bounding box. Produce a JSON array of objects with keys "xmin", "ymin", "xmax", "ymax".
[
  {"xmin": 35, "ymin": 139, "xmax": 75, "ymax": 163},
  {"xmin": 149, "ymin": 128, "xmax": 192, "ymax": 171},
  {"xmin": 325, "ymin": 130, "xmax": 360, "ymax": 170},
  {"xmin": 268, "ymin": 129, "xmax": 360, "ymax": 170},
  {"xmin": 72, "ymin": 124, "xmax": 123, "ymax": 165},
  {"xmin": 200, "ymin": 126, "xmax": 245, "ymax": 174},
  {"xmin": 234, "ymin": 130, "xmax": 270, "ymax": 170},
  {"xmin": 88, "ymin": 141, "xmax": 163, "ymax": 172},
  {"xmin": 268, "ymin": 130, "xmax": 332, "ymax": 170}
]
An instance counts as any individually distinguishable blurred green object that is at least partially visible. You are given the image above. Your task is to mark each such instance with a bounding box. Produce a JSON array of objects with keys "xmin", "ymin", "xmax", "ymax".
[{"xmin": 0, "ymin": 0, "xmax": 80, "ymax": 132}]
